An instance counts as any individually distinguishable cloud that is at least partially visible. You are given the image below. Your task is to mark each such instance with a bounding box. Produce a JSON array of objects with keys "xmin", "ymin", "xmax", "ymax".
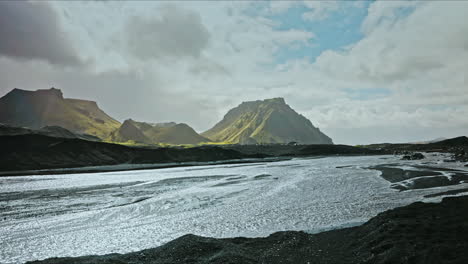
[
  {"xmin": 268, "ymin": 1, "xmax": 299, "ymax": 15},
  {"xmin": 302, "ymin": 1, "xmax": 339, "ymax": 21},
  {"xmin": 0, "ymin": 1, "xmax": 466, "ymax": 144},
  {"xmin": 315, "ymin": 1, "xmax": 468, "ymax": 94},
  {"xmin": 361, "ymin": 1, "xmax": 420, "ymax": 34},
  {"xmin": 188, "ymin": 58, "xmax": 230, "ymax": 76},
  {"xmin": 0, "ymin": 1, "xmax": 82, "ymax": 66},
  {"xmin": 302, "ymin": 1, "xmax": 468, "ymax": 143},
  {"xmin": 125, "ymin": 4, "xmax": 210, "ymax": 60},
  {"xmin": 0, "ymin": 56, "xmax": 222, "ymax": 131}
]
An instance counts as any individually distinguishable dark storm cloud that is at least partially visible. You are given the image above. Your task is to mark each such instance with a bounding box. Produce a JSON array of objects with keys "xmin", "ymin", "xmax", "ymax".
[
  {"xmin": 125, "ymin": 5, "xmax": 210, "ymax": 60},
  {"xmin": 0, "ymin": 1, "xmax": 82, "ymax": 66}
]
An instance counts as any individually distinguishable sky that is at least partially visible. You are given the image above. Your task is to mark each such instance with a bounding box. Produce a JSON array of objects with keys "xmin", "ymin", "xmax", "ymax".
[{"xmin": 0, "ymin": 0, "xmax": 467, "ymax": 145}]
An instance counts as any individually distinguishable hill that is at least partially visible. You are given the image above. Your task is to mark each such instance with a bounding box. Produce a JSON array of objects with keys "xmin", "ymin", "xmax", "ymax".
[
  {"xmin": 0, "ymin": 134, "xmax": 256, "ymax": 173},
  {"xmin": 0, "ymin": 123, "xmax": 100, "ymax": 141},
  {"xmin": 108, "ymin": 119, "xmax": 210, "ymax": 145},
  {"xmin": 0, "ymin": 88, "xmax": 120, "ymax": 139},
  {"xmin": 365, "ymin": 136, "xmax": 468, "ymax": 152},
  {"xmin": 202, "ymin": 98, "xmax": 332, "ymax": 144}
]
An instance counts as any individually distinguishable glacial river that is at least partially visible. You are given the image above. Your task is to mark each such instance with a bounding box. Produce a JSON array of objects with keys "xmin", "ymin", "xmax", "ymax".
[{"xmin": 1, "ymin": 154, "xmax": 468, "ymax": 263}]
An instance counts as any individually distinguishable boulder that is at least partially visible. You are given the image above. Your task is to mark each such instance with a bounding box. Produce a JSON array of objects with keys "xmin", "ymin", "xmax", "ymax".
[{"xmin": 401, "ymin": 152, "xmax": 425, "ymax": 160}]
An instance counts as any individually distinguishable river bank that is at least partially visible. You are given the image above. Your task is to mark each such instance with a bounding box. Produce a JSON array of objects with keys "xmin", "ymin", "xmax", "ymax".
[{"xmin": 28, "ymin": 195, "xmax": 468, "ymax": 264}]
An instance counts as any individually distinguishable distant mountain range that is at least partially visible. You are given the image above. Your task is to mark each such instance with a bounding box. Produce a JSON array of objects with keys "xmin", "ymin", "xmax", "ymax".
[
  {"xmin": 108, "ymin": 119, "xmax": 210, "ymax": 145},
  {"xmin": 409, "ymin": 137, "xmax": 447, "ymax": 144},
  {"xmin": 202, "ymin": 98, "xmax": 332, "ymax": 144},
  {"xmin": 0, "ymin": 88, "xmax": 333, "ymax": 145}
]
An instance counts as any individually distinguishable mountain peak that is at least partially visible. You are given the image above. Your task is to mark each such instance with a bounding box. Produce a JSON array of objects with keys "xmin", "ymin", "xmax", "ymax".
[
  {"xmin": 240, "ymin": 97, "xmax": 286, "ymax": 106},
  {"xmin": 122, "ymin": 118, "xmax": 135, "ymax": 124},
  {"xmin": 115, "ymin": 119, "xmax": 150, "ymax": 144},
  {"xmin": 38, "ymin": 87, "xmax": 63, "ymax": 98},
  {"xmin": 0, "ymin": 87, "xmax": 120, "ymax": 138},
  {"xmin": 6, "ymin": 87, "xmax": 63, "ymax": 99},
  {"xmin": 202, "ymin": 98, "xmax": 332, "ymax": 145},
  {"xmin": 264, "ymin": 97, "xmax": 285, "ymax": 104}
]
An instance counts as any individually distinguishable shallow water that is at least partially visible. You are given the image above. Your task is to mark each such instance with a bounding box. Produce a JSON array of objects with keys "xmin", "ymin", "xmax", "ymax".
[{"xmin": 1, "ymin": 154, "xmax": 468, "ymax": 263}]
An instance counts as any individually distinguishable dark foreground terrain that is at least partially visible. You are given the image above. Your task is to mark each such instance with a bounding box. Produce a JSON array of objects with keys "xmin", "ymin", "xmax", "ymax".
[
  {"xmin": 2, "ymin": 123, "xmax": 467, "ymax": 174},
  {"xmin": 222, "ymin": 143, "xmax": 382, "ymax": 156},
  {"xmin": 0, "ymin": 133, "xmax": 381, "ymax": 174},
  {"xmin": 28, "ymin": 195, "xmax": 468, "ymax": 264},
  {"xmin": 367, "ymin": 164, "xmax": 468, "ymax": 191},
  {"xmin": 0, "ymin": 134, "xmax": 260, "ymax": 173},
  {"xmin": 365, "ymin": 136, "xmax": 468, "ymax": 162}
]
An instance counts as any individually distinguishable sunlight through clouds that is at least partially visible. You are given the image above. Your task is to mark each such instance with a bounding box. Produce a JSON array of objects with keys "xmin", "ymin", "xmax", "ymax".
[{"xmin": 0, "ymin": 0, "xmax": 466, "ymax": 144}]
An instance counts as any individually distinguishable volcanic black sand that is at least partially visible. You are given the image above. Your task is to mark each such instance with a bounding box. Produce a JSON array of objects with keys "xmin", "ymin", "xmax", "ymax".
[
  {"xmin": 0, "ymin": 134, "xmax": 383, "ymax": 175},
  {"xmin": 424, "ymin": 187, "xmax": 468, "ymax": 198},
  {"xmin": 28, "ymin": 195, "xmax": 468, "ymax": 264},
  {"xmin": 364, "ymin": 136, "xmax": 468, "ymax": 162},
  {"xmin": 2, "ymin": 133, "xmax": 467, "ymax": 176},
  {"xmin": 367, "ymin": 164, "xmax": 468, "ymax": 191},
  {"xmin": 222, "ymin": 143, "xmax": 383, "ymax": 156},
  {"xmin": 0, "ymin": 134, "xmax": 265, "ymax": 173}
]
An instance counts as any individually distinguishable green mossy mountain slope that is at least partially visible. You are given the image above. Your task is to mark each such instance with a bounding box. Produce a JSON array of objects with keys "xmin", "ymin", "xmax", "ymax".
[
  {"xmin": 0, "ymin": 89, "xmax": 332, "ymax": 145},
  {"xmin": 108, "ymin": 119, "xmax": 210, "ymax": 145},
  {"xmin": 202, "ymin": 98, "xmax": 333, "ymax": 144},
  {"xmin": 0, "ymin": 88, "xmax": 120, "ymax": 139}
]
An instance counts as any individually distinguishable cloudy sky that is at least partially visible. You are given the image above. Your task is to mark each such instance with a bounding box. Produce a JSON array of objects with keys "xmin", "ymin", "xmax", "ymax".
[{"xmin": 0, "ymin": 1, "xmax": 467, "ymax": 144}]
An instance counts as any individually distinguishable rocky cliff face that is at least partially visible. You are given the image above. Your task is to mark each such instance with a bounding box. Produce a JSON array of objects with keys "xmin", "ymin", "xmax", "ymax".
[
  {"xmin": 0, "ymin": 88, "xmax": 120, "ymax": 139},
  {"xmin": 108, "ymin": 119, "xmax": 210, "ymax": 145},
  {"xmin": 202, "ymin": 98, "xmax": 333, "ymax": 144}
]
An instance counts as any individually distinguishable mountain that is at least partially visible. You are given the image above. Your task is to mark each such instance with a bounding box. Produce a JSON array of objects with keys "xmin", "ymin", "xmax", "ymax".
[
  {"xmin": 410, "ymin": 137, "xmax": 447, "ymax": 144},
  {"xmin": 108, "ymin": 119, "xmax": 210, "ymax": 145},
  {"xmin": 428, "ymin": 136, "xmax": 468, "ymax": 147},
  {"xmin": 0, "ymin": 88, "xmax": 120, "ymax": 139},
  {"xmin": 0, "ymin": 123, "xmax": 101, "ymax": 141},
  {"xmin": 202, "ymin": 98, "xmax": 333, "ymax": 145}
]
